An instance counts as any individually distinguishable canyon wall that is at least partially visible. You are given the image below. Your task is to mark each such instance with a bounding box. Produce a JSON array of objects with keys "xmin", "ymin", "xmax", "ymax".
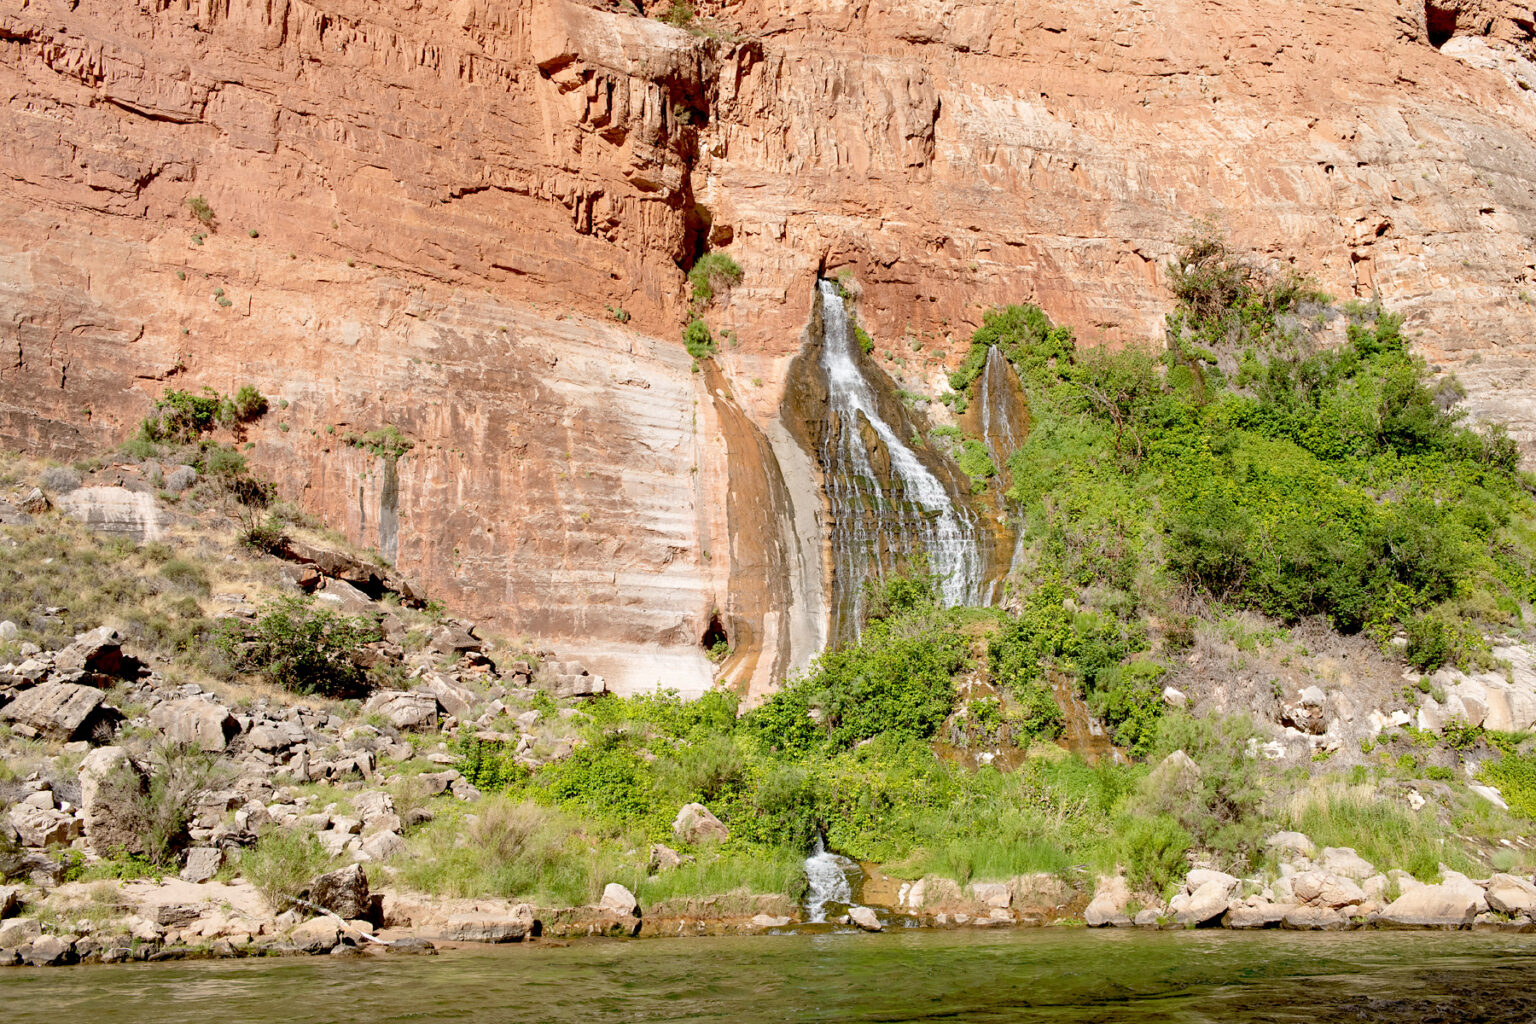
[{"xmin": 2, "ymin": 0, "xmax": 1534, "ymax": 691}]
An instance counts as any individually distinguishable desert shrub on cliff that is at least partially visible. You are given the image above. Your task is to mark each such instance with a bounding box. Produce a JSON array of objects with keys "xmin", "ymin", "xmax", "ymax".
[
  {"xmin": 687, "ymin": 251, "xmax": 743, "ymax": 304},
  {"xmin": 682, "ymin": 318, "xmax": 716, "ymax": 359},
  {"xmin": 184, "ymin": 194, "xmax": 216, "ymax": 229}
]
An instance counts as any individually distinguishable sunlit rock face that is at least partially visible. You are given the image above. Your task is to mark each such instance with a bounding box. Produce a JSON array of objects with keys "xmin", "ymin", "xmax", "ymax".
[{"xmin": 2, "ymin": 0, "xmax": 1534, "ymax": 692}]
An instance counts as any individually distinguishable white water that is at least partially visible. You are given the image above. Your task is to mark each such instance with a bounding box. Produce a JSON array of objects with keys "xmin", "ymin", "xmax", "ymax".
[
  {"xmin": 803, "ymin": 836, "xmax": 856, "ymax": 924},
  {"xmin": 818, "ymin": 280, "xmax": 983, "ymax": 629}
]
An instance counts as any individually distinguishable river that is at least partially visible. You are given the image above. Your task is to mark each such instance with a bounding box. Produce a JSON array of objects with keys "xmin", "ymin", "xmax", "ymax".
[{"xmin": 4, "ymin": 929, "xmax": 1536, "ymax": 1022}]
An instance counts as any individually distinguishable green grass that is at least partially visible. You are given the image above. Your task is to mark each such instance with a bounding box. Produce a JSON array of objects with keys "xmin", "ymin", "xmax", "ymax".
[
  {"xmin": 1283, "ymin": 784, "xmax": 1482, "ymax": 880},
  {"xmin": 239, "ymin": 830, "xmax": 339, "ymax": 911}
]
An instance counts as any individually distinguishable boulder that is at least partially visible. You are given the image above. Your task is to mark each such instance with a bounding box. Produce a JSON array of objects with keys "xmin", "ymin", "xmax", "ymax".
[
  {"xmin": 7, "ymin": 805, "xmax": 79, "ymax": 847},
  {"xmin": 1225, "ymin": 903, "xmax": 1286, "ymax": 929},
  {"xmin": 357, "ymin": 830, "xmax": 405, "ymax": 862},
  {"xmin": 362, "ymin": 690, "xmax": 439, "ymax": 731},
  {"xmin": 315, "ymin": 578, "xmax": 378, "ymax": 614},
  {"xmin": 1266, "ymin": 831, "xmax": 1317, "ymax": 860},
  {"xmin": 149, "ymin": 699, "xmax": 239, "ymax": 752},
  {"xmin": 417, "ymin": 674, "xmax": 475, "ymax": 721},
  {"xmin": 18, "ymin": 487, "xmax": 50, "ymax": 515},
  {"xmin": 246, "ymin": 721, "xmax": 306, "ymax": 751},
  {"xmin": 79, "ymin": 746, "xmax": 148, "ymax": 857},
  {"xmin": 1084, "ymin": 875, "xmax": 1132, "ymax": 927},
  {"xmin": 1291, "ymin": 871, "xmax": 1367, "ymax": 909},
  {"xmin": 1281, "ymin": 905, "xmax": 1349, "ymax": 930},
  {"xmin": 441, "ymin": 903, "xmax": 536, "ymax": 942},
  {"xmin": 1379, "ymin": 880, "xmax": 1482, "ymax": 928},
  {"xmin": 1319, "ymin": 847, "xmax": 1375, "ymax": 880},
  {"xmin": 1147, "ymin": 750, "xmax": 1201, "ymax": 792},
  {"xmin": 163, "ymin": 465, "xmax": 198, "ymax": 493},
  {"xmin": 0, "ymin": 682, "xmax": 107, "ymax": 740},
  {"xmin": 55, "ymin": 627, "xmax": 138, "ymax": 680},
  {"xmin": 0, "ymin": 918, "xmax": 40, "ymax": 947},
  {"xmin": 1173, "ymin": 880, "xmax": 1231, "ymax": 926},
  {"xmin": 648, "ymin": 843, "xmax": 683, "ymax": 872},
  {"xmin": 289, "ymin": 918, "xmax": 342, "ymax": 954},
  {"xmin": 672, "ymin": 802, "xmax": 729, "ymax": 844},
  {"xmin": 1485, "ymin": 873, "xmax": 1536, "ymax": 916},
  {"xmin": 1185, "ymin": 869, "xmax": 1238, "ymax": 895},
  {"xmin": 847, "ymin": 906, "xmax": 882, "ymax": 932},
  {"xmin": 180, "ymin": 847, "xmax": 224, "ymax": 884},
  {"xmin": 0, "ymin": 620, "xmax": 16, "ymax": 641},
  {"xmin": 970, "ymin": 882, "xmax": 1011, "ymax": 909},
  {"xmin": 0, "ymin": 885, "xmax": 18, "ymax": 919},
  {"xmin": 309, "ymin": 863, "xmax": 371, "ymax": 921},
  {"xmin": 20, "ymin": 934, "xmax": 75, "ymax": 966},
  {"xmin": 599, "ymin": 883, "xmax": 639, "ymax": 918}
]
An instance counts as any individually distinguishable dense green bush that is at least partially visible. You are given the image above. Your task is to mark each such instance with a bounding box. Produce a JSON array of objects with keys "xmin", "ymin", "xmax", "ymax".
[
  {"xmin": 749, "ymin": 585, "xmax": 966, "ymax": 755},
  {"xmin": 1479, "ymin": 753, "xmax": 1536, "ymax": 819},
  {"xmin": 688, "ymin": 252, "xmax": 743, "ymax": 304},
  {"xmin": 217, "ymin": 596, "xmax": 381, "ymax": 696},
  {"xmin": 987, "ymin": 232, "xmax": 1536, "ymax": 666},
  {"xmin": 682, "ymin": 318, "xmax": 716, "ymax": 359}
]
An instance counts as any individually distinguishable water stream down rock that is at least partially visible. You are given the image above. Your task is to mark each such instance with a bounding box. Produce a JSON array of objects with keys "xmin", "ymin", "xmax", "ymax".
[{"xmin": 817, "ymin": 280, "xmax": 984, "ymax": 634}]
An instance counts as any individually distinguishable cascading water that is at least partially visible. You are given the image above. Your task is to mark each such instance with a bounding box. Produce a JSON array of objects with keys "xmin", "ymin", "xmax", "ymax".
[
  {"xmin": 817, "ymin": 280, "xmax": 984, "ymax": 635},
  {"xmin": 802, "ymin": 836, "xmax": 856, "ymax": 924},
  {"xmin": 976, "ymin": 346, "xmax": 1027, "ymax": 470}
]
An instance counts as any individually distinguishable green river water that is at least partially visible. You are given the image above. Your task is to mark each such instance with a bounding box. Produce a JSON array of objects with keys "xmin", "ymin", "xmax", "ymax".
[{"xmin": 3, "ymin": 929, "xmax": 1535, "ymax": 1023}]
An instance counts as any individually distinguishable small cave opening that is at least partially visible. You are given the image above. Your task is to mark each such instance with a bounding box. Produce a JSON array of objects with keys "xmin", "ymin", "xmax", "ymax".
[
  {"xmin": 1425, "ymin": 1, "xmax": 1458, "ymax": 48},
  {"xmin": 701, "ymin": 614, "xmax": 730, "ymax": 660}
]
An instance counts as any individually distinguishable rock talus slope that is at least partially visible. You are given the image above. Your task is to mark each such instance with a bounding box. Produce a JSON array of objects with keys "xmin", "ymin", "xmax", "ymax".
[{"xmin": 1, "ymin": 0, "xmax": 1534, "ymax": 688}]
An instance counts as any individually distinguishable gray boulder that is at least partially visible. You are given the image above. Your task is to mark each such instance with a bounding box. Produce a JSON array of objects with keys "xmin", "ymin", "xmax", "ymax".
[
  {"xmin": 20, "ymin": 934, "xmax": 74, "ymax": 966},
  {"xmin": 79, "ymin": 746, "xmax": 149, "ymax": 857},
  {"xmin": 672, "ymin": 802, "xmax": 729, "ymax": 844},
  {"xmin": 441, "ymin": 903, "xmax": 536, "ymax": 942},
  {"xmin": 1084, "ymin": 875, "xmax": 1132, "ymax": 927},
  {"xmin": 309, "ymin": 863, "xmax": 371, "ymax": 921},
  {"xmin": 1379, "ymin": 879, "xmax": 1483, "ymax": 928},
  {"xmin": 0, "ymin": 682, "xmax": 107, "ymax": 740},
  {"xmin": 1291, "ymin": 871, "xmax": 1367, "ymax": 909},
  {"xmin": 1319, "ymin": 847, "xmax": 1376, "ymax": 880},
  {"xmin": 599, "ymin": 883, "xmax": 639, "ymax": 918},
  {"xmin": 150, "ymin": 699, "xmax": 239, "ymax": 752},
  {"xmin": 289, "ymin": 917, "xmax": 341, "ymax": 954},
  {"xmin": 1486, "ymin": 873, "xmax": 1536, "ymax": 916},
  {"xmin": 180, "ymin": 847, "xmax": 224, "ymax": 884},
  {"xmin": 362, "ymin": 690, "xmax": 439, "ymax": 731},
  {"xmin": 847, "ymin": 906, "xmax": 883, "ymax": 931}
]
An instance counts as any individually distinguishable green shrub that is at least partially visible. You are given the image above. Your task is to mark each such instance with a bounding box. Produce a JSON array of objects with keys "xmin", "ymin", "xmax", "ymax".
[
  {"xmin": 682, "ymin": 318, "xmax": 716, "ymax": 359},
  {"xmin": 224, "ymin": 385, "xmax": 269, "ymax": 423},
  {"xmin": 1116, "ymin": 814, "xmax": 1191, "ymax": 892},
  {"xmin": 140, "ymin": 388, "xmax": 222, "ymax": 443},
  {"xmin": 217, "ymin": 596, "xmax": 381, "ymax": 697},
  {"xmin": 241, "ymin": 830, "xmax": 335, "ymax": 911},
  {"xmin": 1479, "ymin": 753, "xmax": 1536, "ymax": 819},
  {"xmin": 956, "ymin": 439, "xmax": 996, "ymax": 485},
  {"xmin": 688, "ymin": 252, "xmax": 743, "ymax": 303},
  {"xmin": 185, "ymin": 195, "xmax": 215, "ymax": 228},
  {"xmin": 749, "ymin": 593, "xmax": 965, "ymax": 755},
  {"xmin": 158, "ymin": 558, "xmax": 210, "ymax": 595},
  {"xmin": 345, "ymin": 425, "xmax": 413, "ymax": 461}
]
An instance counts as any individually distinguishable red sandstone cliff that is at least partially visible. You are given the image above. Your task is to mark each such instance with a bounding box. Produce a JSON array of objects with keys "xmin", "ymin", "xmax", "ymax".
[{"xmin": 1, "ymin": 0, "xmax": 1533, "ymax": 692}]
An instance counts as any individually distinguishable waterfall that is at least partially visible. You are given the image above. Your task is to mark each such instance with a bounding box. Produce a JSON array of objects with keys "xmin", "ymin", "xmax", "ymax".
[
  {"xmin": 817, "ymin": 280, "xmax": 983, "ymax": 633},
  {"xmin": 977, "ymin": 346, "xmax": 1026, "ymax": 470},
  {"xmin": 803, "ymin": 835, "xmax": 856, "ymax": 923}
]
